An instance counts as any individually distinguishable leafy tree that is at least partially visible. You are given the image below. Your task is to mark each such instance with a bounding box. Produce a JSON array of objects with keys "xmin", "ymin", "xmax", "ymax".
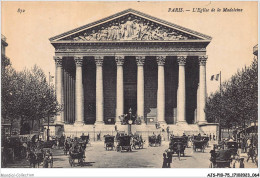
[
  {"xmin": 206, "ymin": 57, "xmax": 258, "ymax": 131},
  {"xmin": 2, "ymin": 65, "xmax": 60, "ymax": 134}
]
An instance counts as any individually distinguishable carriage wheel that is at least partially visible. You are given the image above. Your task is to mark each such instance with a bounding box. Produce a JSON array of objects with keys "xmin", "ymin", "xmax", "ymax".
[
  {"xmin": 209, "ymin": 162, "xmax": 213, "ymax": 168},
  {"xmin": 120, "ymin": 146, "xmax": 122, "ymax": 152},
  {"xmin": 178, "ymin": 152, "xmax": 181, "ymax": 161},
  {"xmin": 182, "ymin": 152, "xmax": 185, "ymax": 157}
]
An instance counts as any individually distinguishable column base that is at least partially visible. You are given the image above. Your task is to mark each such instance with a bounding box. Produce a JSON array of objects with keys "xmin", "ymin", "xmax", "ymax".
[
  {"xmin": 94, "ymin": 121, "xmax": 104, "ymax": 125},
  {"xmin": 74, "ymin": 121, "xmax": 85, "ymax": 126},
  {"xmin": 176, "ymin": 121, "xmax": 188, "ymax": 125}
]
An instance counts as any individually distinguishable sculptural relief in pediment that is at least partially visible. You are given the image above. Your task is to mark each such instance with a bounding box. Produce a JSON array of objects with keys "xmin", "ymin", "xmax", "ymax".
[{"xmin": 62, "ymin": 15, "xmax": 201, "ymax": 41}]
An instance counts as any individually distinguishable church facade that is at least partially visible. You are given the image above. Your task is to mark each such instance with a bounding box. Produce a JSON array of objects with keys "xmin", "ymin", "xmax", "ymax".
[{"xmin": 49, "ymin": 9, "xmax": 216, "ymax": 135}]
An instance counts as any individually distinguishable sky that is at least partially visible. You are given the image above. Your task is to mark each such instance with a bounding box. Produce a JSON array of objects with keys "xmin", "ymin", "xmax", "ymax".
[{"xmin": 1, "ymin": 1, "xmax": 258, "ymax": 95}]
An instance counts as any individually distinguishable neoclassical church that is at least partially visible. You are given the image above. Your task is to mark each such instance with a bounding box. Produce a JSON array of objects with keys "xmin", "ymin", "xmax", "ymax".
[{"xmin": 49, "ymin": 9, "xmax": 217, "ymax": 136}]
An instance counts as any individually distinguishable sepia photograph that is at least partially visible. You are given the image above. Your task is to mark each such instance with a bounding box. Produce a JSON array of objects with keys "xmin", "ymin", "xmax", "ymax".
[{"xmin": 0, "ymin": 1, "xmax": 259, "ymax": 177}]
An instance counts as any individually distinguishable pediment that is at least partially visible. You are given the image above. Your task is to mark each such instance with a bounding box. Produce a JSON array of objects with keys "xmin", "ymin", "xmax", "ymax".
[{"xmin": 50, "ymin": 9, "xmax": 211, "ymax": 42}]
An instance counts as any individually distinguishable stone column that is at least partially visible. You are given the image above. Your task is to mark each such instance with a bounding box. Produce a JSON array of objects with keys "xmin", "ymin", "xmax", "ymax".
[
  {"xmin": 95, "ymin": 56, "xmax": 104, "ymax": 125},
  {"xmin": 54, "ymin": 56, "xmax": 64, "ymax": 123},
  {"xmin": 115, "ymin": 56, "xmax": 124, "ymax": 124},
  {"xmin": 195, "ymin": 83, "xmax": 200, "ymax": 124},
  {"xmin": 198, "ymin": 55, "xmax": 208, "ymax": 124},
  {"xmin": 136, "ymin": 56, "xmax": 145, "ymax": 124},
  {"xmin": 156, "ymin": 56, "xmax": 166, "ymax": 124},
  {"xmin": 74, "ymin": 56, "xmax": 84, "ymax": 124},
  {"xmin": 177, "ymin": 55, "xmax": 187, "ymax": 124}
]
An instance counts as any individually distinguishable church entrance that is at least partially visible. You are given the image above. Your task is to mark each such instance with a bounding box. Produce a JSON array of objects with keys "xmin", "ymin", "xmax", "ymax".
[{"xmin": 123, "ymin": 57, "xmax": 137, "ymax": 115}]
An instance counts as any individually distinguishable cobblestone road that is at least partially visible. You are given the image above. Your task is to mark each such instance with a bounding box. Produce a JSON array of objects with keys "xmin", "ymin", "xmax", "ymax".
[{"xmin": 6, "ymin": 140, "xmax": 257, "ymax": 168}]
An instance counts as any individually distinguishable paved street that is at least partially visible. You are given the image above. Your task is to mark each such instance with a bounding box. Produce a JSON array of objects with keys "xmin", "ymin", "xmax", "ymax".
[{"xmin": 6, "ymin": 140, "xmax": 257, "ymax": 168}]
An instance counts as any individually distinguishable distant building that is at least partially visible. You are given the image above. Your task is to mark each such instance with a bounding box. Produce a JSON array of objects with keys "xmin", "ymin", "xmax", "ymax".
[{"xmin": 1, "ymin": 34, "xmax": 10, "ymax": 71}]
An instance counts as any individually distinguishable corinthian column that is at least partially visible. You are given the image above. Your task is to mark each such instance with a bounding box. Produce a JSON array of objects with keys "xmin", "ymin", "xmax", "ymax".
[
  {"xmin": 177, "ymin": 55, "xmax": 187, "ymax": 124},
  {"xmin": 115, "ymin": 56, "xmax": 124, "ymax": 124},
  {"xmin": 198, "ymin": 55, "xmax": 208, "ymax": 124},
  {"xmin": 54, "ymin": 56, "xmax": 64, "ymax": 123},
  {"xmin": 136, "ymin": 56, "xmax": 145, "ymax": 124},
  {"xmin": 74, "ymin": 56, "xmax": 84, "ymax": 124},
  {"xmin": 95, "ymin": 56, "xmax": 104, "ymax": 125},
  {"xmin": 156, "ymin": 56, "xmax": 166, "ymax": 124}
]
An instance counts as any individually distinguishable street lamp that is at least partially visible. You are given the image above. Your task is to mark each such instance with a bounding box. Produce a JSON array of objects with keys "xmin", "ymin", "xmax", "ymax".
[{"xmin": 128, "ymin": 108, "xmax": 133, "ymax": 135}]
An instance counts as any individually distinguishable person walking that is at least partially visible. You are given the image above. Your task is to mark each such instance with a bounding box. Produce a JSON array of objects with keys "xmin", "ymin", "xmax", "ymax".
[
  {"xmin": 162, "ymin": 153, "xmax": 168, "ymax": 168},
  {"xmin": 167, "ymin": 149, "xmax": 172, "ymax": 168}
]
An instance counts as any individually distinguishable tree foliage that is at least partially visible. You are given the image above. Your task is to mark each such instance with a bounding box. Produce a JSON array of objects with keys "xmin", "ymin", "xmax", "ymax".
[
  {"xmin": 206, "ymin": 57, "xmax": 258, "ymax": 129},
  {"xmin": 2, "ymin": 64, "xmax": 60, "ymax": 133}
]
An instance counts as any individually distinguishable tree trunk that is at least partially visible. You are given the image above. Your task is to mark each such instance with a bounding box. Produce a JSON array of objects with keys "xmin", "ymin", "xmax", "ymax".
[
  {"xmin": 31, "ymin": 119, "xmax": 34, "ymax": 134},
  {"xmin": 20, "ymin": 116, "xmax": 24, "ymax": 135}
]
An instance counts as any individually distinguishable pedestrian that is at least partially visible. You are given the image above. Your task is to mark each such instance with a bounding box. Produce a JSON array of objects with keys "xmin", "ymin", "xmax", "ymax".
[
  {"xmin": 247, "ymin": 145, "xmax": 255, "ymax": 163},
  {"xmin": 213, "ymin": 134, "xmax": 215, "ymax": 141},
  {"xmin": 162, "ymin": 153, "xmax": 168, "ymax": 168},
  {"xmin": 239, "ymin": 158, "xmax": 245, "ymax": 168},
  {"xmin": 167, "ymin": 149, "xmax": 172, "ymax": 168},
  {"xmin": 209, "ymin": 133, "xmax": 212, "ymax": 141}
]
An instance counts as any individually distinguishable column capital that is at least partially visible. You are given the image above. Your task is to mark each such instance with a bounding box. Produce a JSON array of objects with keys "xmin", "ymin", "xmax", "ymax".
[
  {"xmin": 136, "ymin": 56, "xmax": 145, "ymax": 66},
  {"xmin": 156, "ymin": 56, "xmax": 166, "ymax": 66},
  {"xmin": 198, "ymin": 55, "xmax": 208, "ymax": 66},
  {"xmin": 54, "ymin": 56, "xmax": 63, "ymax": 67},
  {"xmin": 115, "ymin": 56, "xmax": 124, "ymax": 66},
  {"xmin": 74, "ymin": 56, "xmax": 83, "ymax": 67},
  {"xmin": 95, "ymin": 56, "xmax": 104, "ymax": 66},
  {"xmin": 177, "ymin": 55, "xmax": 187, "ymax": 66}
]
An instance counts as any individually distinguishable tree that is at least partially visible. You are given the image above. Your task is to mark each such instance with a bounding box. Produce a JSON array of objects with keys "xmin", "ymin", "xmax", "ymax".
[
  {"xmin": 2, "ymin": 65, "xmax": 60, "ymax": 134},
  {"xmin": 205, "ymin": 57, "xmax": 258, "ymax": 132}
]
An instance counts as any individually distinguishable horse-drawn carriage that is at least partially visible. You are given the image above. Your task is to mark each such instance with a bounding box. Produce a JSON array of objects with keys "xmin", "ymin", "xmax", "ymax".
[
  {"xmin": 69, "ymin": 145, "xmax": 85, "ymax": 167},
  {"xmin": 148, "ymin": 135, "xmax": 161, "ymax": 147},
  {"xmin": 192, "ymin": 135, "xmax": 208, "ymax": 152},
  {"xmin": 201, "ymin": 136, "xmax": 210, "ymax": 147},
  {"xmin": 193, "ymin": 140, "xmax": 206, "ymax": 152},
  {"xmin": 226, "ymin": 141, "xmax": 238, "ymax": 156},
  {"xmin": 132, "ymin": 134, "xmax": 144, "ymax": 149},
  {"xmin": 104, "ymin": 135, "xmax": 115, "ymax": 151},
  {"xmin": 209, "ymin": 149, "xmax": 232, "ymax": 168},
  {"xmin": 27, "ymin": 148, "xmax": 53, "ymax": 168},
  {"xmin": 80, "ymin": 135, "xmax": 90, "ymax": 146},
  {"xmin": 169, "ymin": 136, "xmax": 186, "ymax": 159},
  {"xmin": 116, "ymin": 135, "xmax": 132, "ymax": 152},
  {"xmin": 182, "ymin": 136, "xmax": 189, "ymax": 148}
]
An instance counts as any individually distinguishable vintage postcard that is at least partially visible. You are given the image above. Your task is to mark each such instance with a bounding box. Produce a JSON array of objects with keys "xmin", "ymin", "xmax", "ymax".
[{"xmin": 1, "ymin": 1, "xmax": 258, "ymax": 177}]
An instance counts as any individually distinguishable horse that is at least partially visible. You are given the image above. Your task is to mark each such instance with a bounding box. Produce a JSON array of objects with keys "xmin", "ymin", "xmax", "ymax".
[
  {"xmin": 43, "ymin": 150, "xmax": 53, "ymax": 168},
  {"xmin": 35, "ymin": 150, "xmax": 44, "ymax": 168}
]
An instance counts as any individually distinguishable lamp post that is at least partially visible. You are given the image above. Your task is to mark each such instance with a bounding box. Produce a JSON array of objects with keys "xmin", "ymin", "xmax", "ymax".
[{"xmin": 128, "ymin": 108, "xmax": 133, "ymax": 135}]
